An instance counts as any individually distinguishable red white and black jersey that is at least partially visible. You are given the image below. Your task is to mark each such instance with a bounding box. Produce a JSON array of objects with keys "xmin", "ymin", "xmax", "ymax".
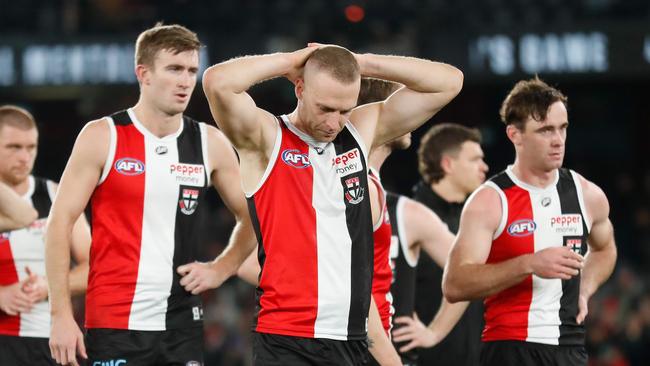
[
  {"xmin": 368, "ymin": 169, "xmax": 393, "ymax": 336},
  {"xmin": 386, "ymin": 192, "xmax": 420, "ymax": 363},
  {"xmin": 248, "ymin": 115, "xmax": 374, "ymax": 341},
  {"xmin": 0, "ymin": 176, "xmax": 56, "ymax": 338},
  {"xmin": 482, "ymin": 166, "xmax": 590, "ymax": 346},
  {"xmin": 87, "ymin": 109, "xmax": 210, "ymax": 331}
]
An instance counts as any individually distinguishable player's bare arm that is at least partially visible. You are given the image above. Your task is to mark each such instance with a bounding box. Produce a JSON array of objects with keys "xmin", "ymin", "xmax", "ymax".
[
  {"xmin": 349, "ymin": 54, "xmax": 464, "ymax": 150},
  {"xmin": 21, "ymin": 184, "xmax": 91, "ymax": 306},
  {"xmin": 392, "ymin": 198, "xmax": 469, "ymax": 352},
  {"xmin": 368, "ymin": 296, "xmax": 402, "ymax": 366},
  {"xmin": 46, "ymin": 118, "xmax": 109, "ymax": 365},
  {"xmin": 403, "ymin": 198, "xmax": 455, "ymax": 268},
  {"xmin": 178, "ymin": 125, "xmax": 257, "ymax": 294},
  {"xmin": 443, "ymin": 186, "xmax": 585, "ymax": 303},
  {"xmin": 237, "ymin": 246, "xmax": 261, "ymax": 286},
  {"xmin": 202, "ymin": 47, "xmax": 317, "ymax": 148},
  {"xmin": 0, "ymin": 181, "xmax": 37, "ymax": 231},
  {"xmin": 68, "ymin": 201, "xmax": 91, "ymax": 296},
  {"xmin": 576, "ymin": 175, "xmax": 617, "ymax": 324}
]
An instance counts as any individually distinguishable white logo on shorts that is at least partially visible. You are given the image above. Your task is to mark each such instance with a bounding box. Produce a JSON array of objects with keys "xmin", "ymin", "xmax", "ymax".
[{"xmin": 192, "ymin": 306, "xmax": 203, "ymax": 321}]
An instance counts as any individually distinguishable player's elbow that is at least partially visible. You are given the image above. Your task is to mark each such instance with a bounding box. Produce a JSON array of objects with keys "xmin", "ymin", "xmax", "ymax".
[
  {"xmin": 202, "ymin": 65, "xmax": 232, "ymax": 97},
  {"xmin": 442, "ymin": 269, "xmax": 466, "ymax": 303},
  {"xmin": 16, "ymin": 207, "xmax": 38, "ymax": 228},
  {"xmin": 448, "ymin": 67, "xmax": 464, "ymax": 96}
]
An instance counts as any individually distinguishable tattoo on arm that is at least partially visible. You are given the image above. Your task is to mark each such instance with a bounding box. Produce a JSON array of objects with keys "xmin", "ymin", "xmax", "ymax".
[{"xmin": 367, "ymin": 336, "xmax": 375, "ymax": 349}]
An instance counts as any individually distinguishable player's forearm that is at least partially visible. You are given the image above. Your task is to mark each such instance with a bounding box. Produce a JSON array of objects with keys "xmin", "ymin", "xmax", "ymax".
[
  {"xmin": 0, "ymin": 182, "xmax": 37, "ymax": 229},
  {"xmin": 68, "ymin": 262, "xmax": 89, "ymax": 296},
  {"xmin": 443, "ymin": 254, "xmax": 533, "ymax": 302},
  {"xmin": 427, "ymin": 298, "xmax": 469, "ymax": 342},
  {"xmin": 359, "ymin": 54, "xmax": 463, "ymax": 95},
  {"xmin": 45, "ymin": 218, "xmax": 75, "ymax": 315},
  {"xmin": 204, "ymin": 53, "xmax": 292, "ymax": 95},
  {"xmin": 368, "ymin": 297, "xmax": 402, "ymax": 366},
  {"xmin": 237, "ymin": 249, "xmax": 261, "ymax": 286},
  {"xmin": 210, "ymin": 219, "xmax": 257, "ymax": 278},
  {"xmin": 580, "ymin": 244, "xmax": 616, "ymax": 298}
]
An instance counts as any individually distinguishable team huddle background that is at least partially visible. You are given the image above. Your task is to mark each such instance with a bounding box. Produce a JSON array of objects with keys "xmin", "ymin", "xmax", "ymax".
[{"xmin": 2, "ymin": 1, "xmax": 649, "ymax": 365}]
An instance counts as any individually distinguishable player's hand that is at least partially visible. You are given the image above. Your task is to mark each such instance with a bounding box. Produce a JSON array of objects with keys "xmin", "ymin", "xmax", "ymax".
[
  {"xmin": 576, "ymin": 293, "xmax": 589, "ymax": 324},
  {"xmin": 22, "ymin": 266, "xmax": 49, "ymax": 303},
  {"xmin": 0, "ymin": 282, "xmax": 35, "ymax": 315},
  {"xmin": 285, "ymin": 45, "xmax": 320, "ymax": 84},
  {"xmin": 178, "ymin": 261, "xmax": 227, "ymax": 294},
  {"xmin": 49, "ymin": 312, "xmax": 87, "ymax": 366},
  {"xmin": 391, "ymin": 313, "xmax": 441, "ymax": 352},
  {"xmin": 530, "ymin": 246, "xmax": 584, "ymax": 280}
]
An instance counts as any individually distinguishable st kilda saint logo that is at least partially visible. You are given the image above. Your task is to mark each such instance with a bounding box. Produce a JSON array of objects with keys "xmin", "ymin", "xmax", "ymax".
[
  {"xmin": 565, "ymin": 237, "xmax": 583, "ymax": 254},
  {"xmin": 179, "ymin": 188, "xmax": 199, "ymax": 215},
  {"xmin": 344, "ymin": 176, "xmax": 364, "ymax": 205}
]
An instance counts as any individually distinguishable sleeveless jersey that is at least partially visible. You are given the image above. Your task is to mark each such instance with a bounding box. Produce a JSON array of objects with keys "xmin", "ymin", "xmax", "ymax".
[
  {"xmin": 87, "ymin": 109, "xmax": 210, "ymax": 331},
  {"xmin": 483, "ymin": 166, "xmax": 590, "ymax": 345},
  {"xmin": 386, "ymin": 192, "xmax": 420, "ymax": 363},
  {"xmin": 0, "ymin": 176, "xmax": 55, "ymax": 338},
  {"xmin": 248, "ymin": 115, "xmax": 374, "ymax": 341},
  {"xmin": 369, "ymin": 169, "xmax": 393, "ymax": 336}
]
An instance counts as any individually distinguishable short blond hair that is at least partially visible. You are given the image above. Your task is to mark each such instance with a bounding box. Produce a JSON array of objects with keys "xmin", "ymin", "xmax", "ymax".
[
  {"xmin": 135, "ymin": 22, "xmax": 201, "ymax": 67},
  {"xmin": 0, "ymin": 105, "xmax": 36, "ymax": 131},
  {"xmin": 306, "ymin": 46, "xmax": 360, "ymax": 84}
]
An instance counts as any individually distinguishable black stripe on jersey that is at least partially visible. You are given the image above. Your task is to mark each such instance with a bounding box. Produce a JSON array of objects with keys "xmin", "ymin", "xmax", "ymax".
[
  {"xmin": 386, "ymin": 192, "xmax": 418, "ymax": 364},
  {"xmin": 109, "ymin": 110, "xmax": 132, "ymax": 126},
  {"xmin": 167, "ymin": 116, "xmax": 207, "ymax": 329},
  {"xmin": 489, "ymin": 171, "xmax": 516, "ymax": 190},
  {"xmin": 247, "ymin": 197, "xmax": 266, "ymax": 330},
  {"xmin": 556, "ymin": 168, "xmax": 588, "ymax": 346},
  {"xmin": 334, "ymin": 127, "xmax": 374, "ymax": 340},
  {"xmin": 31, "ymin": 177, "xmax": 52, "ymax": 219}
]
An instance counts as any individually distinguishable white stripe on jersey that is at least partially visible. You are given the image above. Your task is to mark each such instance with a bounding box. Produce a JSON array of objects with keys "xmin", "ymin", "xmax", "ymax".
[
  {"xmin": 98, "ymin": 117, "xmax": 117, "ymax": 185},
  {"xmin": 571, "ymin": 171, "xmax": 592, "ymax": 230},
  {"xmin": 7, "ymin": 177, "xmax": 49, "ymax": 338},
  {"xmin": 527, "ymin": 186, "xmax": 563, "ymax": 345},
  {"xmin": 128, "ymin": 128, "xmax": 180, "ymax": 330},
  {"xmin": 483, "ymin": 181, "xmax": 509, "ymax": 239},
  {"xmin": 312, "ymin": 143, "xmax": 352, "ymax": 340},
  {"xmin": 199, "ymin": 122, "xmax": 212, "ymax": 186},
  {"xmin": 395, "ymin": 196, "xmax": 418, "ymax": 267}
]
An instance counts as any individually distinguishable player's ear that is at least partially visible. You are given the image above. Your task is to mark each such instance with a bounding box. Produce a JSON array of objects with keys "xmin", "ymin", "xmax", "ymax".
[
  {"xmin": 440, "ymin": 155, "xmax": 453, "ymax": 175},
  {"xmin": 295, "ymin": 78, "xmax": 304, "ymax": 100},
  {"xmin": 135, "ymin": 64, "xmax": 150, "ymax": 85},
  {"xmin": 506, "ymin": 124, "xmax": 523, "ymax": 146}
]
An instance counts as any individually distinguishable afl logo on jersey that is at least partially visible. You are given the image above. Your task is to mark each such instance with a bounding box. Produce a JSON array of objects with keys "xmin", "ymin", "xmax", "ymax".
[
  {"xmin": 115, "ymin": 158, "xmax": 145, "ymax": 176},
  {"xmin": 281, "ymin": 149, "xmax": 311, "ymax": 168},
  {"xmin": 507, "ymin": 219, "xmax": 536, "ymax": 237}
]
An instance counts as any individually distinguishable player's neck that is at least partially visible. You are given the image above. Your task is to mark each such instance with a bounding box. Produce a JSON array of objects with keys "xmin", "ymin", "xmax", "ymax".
[
  {"xmin": 510, "ymin": 161, "xmax": 557, "ymax": 189},
  {"xmin": 131, "ymin": 101, "xmax": 183, "ymax": 138},
  {"xmin": 287, "ymin": 109, "xmax": 310, "ymax": 137},
  {"xmin": 430, "ymin": 178, "xmax": 467, "ymax": 203}
]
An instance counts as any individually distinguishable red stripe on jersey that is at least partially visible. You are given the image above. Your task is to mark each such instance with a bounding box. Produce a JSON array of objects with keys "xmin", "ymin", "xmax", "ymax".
[
  {"xmin": 0, "ymin": 236, "xmax": 20, "ymax": 335},
  {"xmin": 253, "ymin": 130, "xmax": 319, "ymax": 337},
  {"xmin": 483, "ymin": 185, "xmax": 534, "ymax": 342},
  {"xmin": 86, "ymin": 123, "xmax": 146, "ymax": 329},
  {"xmin": 369, "ymin": 174, "xmax": 393, "ymax": 335}
]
